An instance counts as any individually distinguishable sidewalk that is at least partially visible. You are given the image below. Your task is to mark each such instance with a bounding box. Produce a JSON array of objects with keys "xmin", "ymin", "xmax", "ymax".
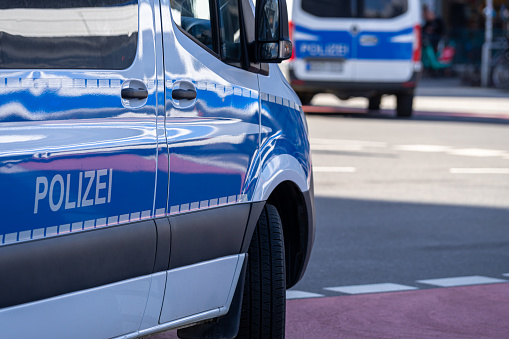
[{"xmin": 310, "ymin": 77, "xmax": 509, "ymax": 116}]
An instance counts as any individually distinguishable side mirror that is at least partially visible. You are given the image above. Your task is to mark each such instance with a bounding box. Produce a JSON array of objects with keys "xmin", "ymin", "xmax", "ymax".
[{"xmin": 255, "ymin": 0, "xmax": 292, "ymax": 63}]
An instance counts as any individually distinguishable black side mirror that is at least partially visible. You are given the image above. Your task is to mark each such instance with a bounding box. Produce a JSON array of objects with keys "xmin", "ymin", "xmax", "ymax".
[{"xmin": 254, "ymin": 0, "xmax": 292, "ymax": 63}]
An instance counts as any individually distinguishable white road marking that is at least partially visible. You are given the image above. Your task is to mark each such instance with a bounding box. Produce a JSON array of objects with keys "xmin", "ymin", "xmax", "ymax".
[
  {"xmin": 394, "ymin": 144, "xmax": 451, "ymax": 152},
  {"xmin": 310, "ymin": 138, "xmax": 387, "ymax": 147},
  {"xmin": 311, "ymin": 144, "xmax": 364, "ymax": 151},
  {"xmin": 286, "ymin": 290, "xmax": 325, "ymax": 300},
  {"xmin": 393, "ymin": 145, "xmax": 509, "ymax": 159},
  {"xmin": 324, "ymin": 283, "xmax": 417, "ymax": 294},
  {"xmin": 417, "ymin": 276, "xmax": 507, "ymax": 287},
  {"xmin": 447, "ymin": 148, "xmax": 508, "ymax": 157},
  {"xmin": 313, "ymin": 167, "xmax": 357, "ymax": 173},
  {"xmin": 450, "ymin": 168, "xmax": 509, "ymax": 174},
  {"xmin": 503, "ymin": 273, "xmax": 509, "ymax": 277}
]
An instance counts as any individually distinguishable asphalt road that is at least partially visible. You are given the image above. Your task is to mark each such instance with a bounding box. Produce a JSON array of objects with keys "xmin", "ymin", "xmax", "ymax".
[
  {"xmin": 153, "ymin": 104, "xmax": 509, "ymax": 339},
  {"xmin": 292, "ymin": 110, "xmax": 509, "ymax": 295}
]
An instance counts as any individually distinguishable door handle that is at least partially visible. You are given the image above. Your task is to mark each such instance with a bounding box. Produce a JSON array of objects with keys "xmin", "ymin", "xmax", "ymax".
[
  {"xmin": 121, "ymin": 87, "xmax": 148, "ymax": 100},
  {"xmin": 172, "ymin": 88, "xmax": 197, "ymax": 100}
]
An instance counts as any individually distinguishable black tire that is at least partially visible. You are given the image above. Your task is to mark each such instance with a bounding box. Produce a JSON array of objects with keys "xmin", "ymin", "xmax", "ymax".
[
  {"xmin": 396, "ymin": 93, "xmax": 414, "ymax": 118},
  {"xmin": 368, "ymin": 95, "xmax": 382, "ymax": 110},
  {"xmin": 296, "ymin": 92, "xmax": 314, "ymax": 105},
  {"xmin": 236, "ymin": 204, "xmax": 286, "ymax": 339}
]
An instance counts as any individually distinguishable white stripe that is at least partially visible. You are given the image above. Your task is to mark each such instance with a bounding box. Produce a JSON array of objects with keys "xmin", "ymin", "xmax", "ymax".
[
  {"xmin": 447, "ymin": 148, "xmax": 507, "ymax": 157},
  {"xmin": 311, "ymin": 144, "xmax": 364, "ymax": 151},
  {"xmin": 417, "ymin": 276, "xmax": 507, "ymax": 287},
  {"xmin": 311, "ymin": 138, "xmax": 387, "ymax": 147},
  {"xmin": 394, "ymin": 145, "xmax": 451, "ymax": 152},
  {"xmin": 324, "ymin": 283, "xmax": 417, "ymax": 294},
  {"xmin": 450, "ymin": 168, "xmax": 509, "ymax": 174},
  {"xmin": 19, "ymin": 230, "xmax": 31, "ymax": 241},
  {"xmin": 286, "ymin": 290, "xmax": 324, "ymax": 300},
  {"xmin": 313, "ymin": 167, "xmax": 356, "ymax": 173},
  {"xmin": 503, "ymin": 274, "xmax": 509, "ymax": 277}
]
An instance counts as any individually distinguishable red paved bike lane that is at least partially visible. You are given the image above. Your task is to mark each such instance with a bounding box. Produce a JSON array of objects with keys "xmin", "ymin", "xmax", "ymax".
[
  {"xmin": 153, "ymin": 283, "xmax": 509, "ymax": 339},
  {"xmin": 286, "ymin": 283, "xmax": 509, "ymax": 339}
]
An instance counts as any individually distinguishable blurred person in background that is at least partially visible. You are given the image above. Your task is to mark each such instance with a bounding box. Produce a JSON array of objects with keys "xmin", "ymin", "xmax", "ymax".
[{"xmin": 423, "ymin": 4, "xmax": 446, "ymax": 52}]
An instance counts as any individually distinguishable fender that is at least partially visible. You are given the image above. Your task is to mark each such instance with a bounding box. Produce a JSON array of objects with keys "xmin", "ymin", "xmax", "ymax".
[{"xmin": 252, "ymin": 154, "xmax": 309, "ymax": 202}]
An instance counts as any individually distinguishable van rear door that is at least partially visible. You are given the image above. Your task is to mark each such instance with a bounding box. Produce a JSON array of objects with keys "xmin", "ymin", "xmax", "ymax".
[{"xmin": 353, "ymin": 0, "xmax": 418, "ymax": 83}]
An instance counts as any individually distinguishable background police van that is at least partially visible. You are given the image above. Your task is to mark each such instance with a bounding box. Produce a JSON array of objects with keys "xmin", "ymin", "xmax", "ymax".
[
  {"xmin": 0, "ymin": 0, "xmax": 313, "ymax": 338},
  {"xmin": 282, "ymin": 0, "xmax": 422, "ymax": 117}
]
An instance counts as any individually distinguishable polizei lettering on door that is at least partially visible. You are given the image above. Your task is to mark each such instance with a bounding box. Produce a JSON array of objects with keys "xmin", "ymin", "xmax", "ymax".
[{"xmin": 34, "ymin": 169, "xmax": 113, "ymax": 214}]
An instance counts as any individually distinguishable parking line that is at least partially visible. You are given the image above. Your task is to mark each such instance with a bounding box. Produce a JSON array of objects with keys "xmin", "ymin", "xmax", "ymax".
[
  {"xmin": 449, "ymin": 168, "xmax": 509, "ymax": 174},
  {"xmin": 324, "ymin": 283, "xmax": 417, "ymax": 295},
  {"xmin": 313, "ymin": 167, "xmax": 357, "ymax": 173},
  {"xmin": 417, "ymin": 276, "xmax": 507, "ymax": 287},
  {"xmin": 286, "ymin": 290, "xmax": 325, "ymax": 300}
]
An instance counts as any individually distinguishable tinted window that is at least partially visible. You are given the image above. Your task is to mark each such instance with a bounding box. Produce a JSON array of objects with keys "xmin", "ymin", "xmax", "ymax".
[
  {"xmin": 0, "ymin": 0, "xmax": 138, "ymax": 70},
  {"xmin": 171, "ymin": 0, "xmax": 215, "ymax": 51},
  {"xmin": 301, "ymin": 0, "xmax": 407, "ymax": 19},
  {"xmin": 361, "ymin": 0, "xmax": 407, "ymax": 19},
  {"xmin": 301, "ymin": 0, "xmax": 354, "ymax": 18}
]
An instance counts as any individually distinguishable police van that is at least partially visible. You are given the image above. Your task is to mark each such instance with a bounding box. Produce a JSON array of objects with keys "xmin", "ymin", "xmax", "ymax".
[
  {"xmin": 0, "ymin": 0, "xmax": 314, "ymax": 338},
  {"xmin": 281, "ymin": 0, "xmax": 422, "ymax": 117}
]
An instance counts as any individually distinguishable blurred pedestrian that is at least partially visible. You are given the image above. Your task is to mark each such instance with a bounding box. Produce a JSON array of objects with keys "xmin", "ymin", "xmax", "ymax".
[{"xmin": 423, "ymin": 5, "xmax": 446, "ymax": 52}]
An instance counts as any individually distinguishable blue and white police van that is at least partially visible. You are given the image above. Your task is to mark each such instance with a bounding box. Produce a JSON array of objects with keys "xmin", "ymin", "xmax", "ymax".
[
  {"xmin": 281, "ymin": 0, "xmax": 422, "ymax": 117},
  {"xmin": 0, "ymin": 0, "xmax": 314, "ymax": 338}
]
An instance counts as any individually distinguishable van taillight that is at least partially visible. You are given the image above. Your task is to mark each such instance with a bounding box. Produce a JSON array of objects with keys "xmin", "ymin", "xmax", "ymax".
[
  {"xmin": 412, "ymin": 24, "xmax": 421, "ymax": 62},
  {"xmin": 289, "ymin": 21, "xmax": 296, "ymax": 61}
]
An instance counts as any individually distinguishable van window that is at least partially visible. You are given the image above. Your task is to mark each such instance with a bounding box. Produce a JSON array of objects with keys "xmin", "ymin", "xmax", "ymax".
[
  {"xmin": 301, "ymin": 0, "xmax": 354, "ymax": 18},
  {"xmin": 361, "ymin": 0, "xmax": 407, "ymax": 19},
  {"xmin": 171, "ymin": 0, "xmax": 215, "ymax": 51},
  {"xmin": 301, "ymin": 0, "xmax": 407, "ymax": 19},
  {"xmin": 0, "ymin": 1, "xmax": 138, "ymax": 70},
  {"xmin": 218, "ymin": 0, "xmax": 242, "ymax": 63}
]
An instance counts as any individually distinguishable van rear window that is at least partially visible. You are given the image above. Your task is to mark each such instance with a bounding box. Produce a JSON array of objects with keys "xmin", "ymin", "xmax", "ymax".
[
  {"xmin": 362, "ymin": 0, "xmax": 407, "ymax": 19},
  {"xmin": 301, "ymin": 0, "xmax": 407, "ymax": 19},
  {"xmin": 302, "ymin": 0, "xmax": 354, "ymax": 18},
  {"xmin": 0, "ymin": 0, "xmax": 138, "ymax": 70}
]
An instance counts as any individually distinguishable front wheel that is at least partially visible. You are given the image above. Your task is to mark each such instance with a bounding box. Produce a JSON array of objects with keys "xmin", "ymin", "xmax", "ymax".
[
  {"xmin": 236, "ymin": 204, "xmax": 286, "ymax": 339},
  {"xmin": 396, "ymin": 93, "xmax": 414, "ymax": 118}
]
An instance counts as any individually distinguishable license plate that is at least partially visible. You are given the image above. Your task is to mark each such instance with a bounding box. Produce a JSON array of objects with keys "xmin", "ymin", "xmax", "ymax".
[{"xmin": 306, "ymin": 61, "xmax": 344, "ymax": 72}]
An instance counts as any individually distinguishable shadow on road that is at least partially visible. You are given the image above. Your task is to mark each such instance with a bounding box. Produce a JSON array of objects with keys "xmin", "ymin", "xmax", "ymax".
[{"xmin": 295, "ymin": 196, "xmax": 509, "ymax": 292}]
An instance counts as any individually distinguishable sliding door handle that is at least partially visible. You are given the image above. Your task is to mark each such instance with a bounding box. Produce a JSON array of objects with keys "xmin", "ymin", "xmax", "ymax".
[
  {"xmin": 121, "ymin": 87, "xmax": 148, "ymax": 100},
  {"xmin": 172, "ymin": 88, "xmax": 197, "ymax": 100}
]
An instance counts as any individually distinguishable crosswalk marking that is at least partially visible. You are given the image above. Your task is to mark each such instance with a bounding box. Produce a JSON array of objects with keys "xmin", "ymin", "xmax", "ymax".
[
  {"xmin": 286, "ymin": 290, "xmax": 325, "ymax": 300},
  {"xmin": 417, "ymin": 276, "xmax": 507, "ymax": 287},
  {"xmin": 324, "ymin": 283, "xmax": 417, "ymax": 295}
]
